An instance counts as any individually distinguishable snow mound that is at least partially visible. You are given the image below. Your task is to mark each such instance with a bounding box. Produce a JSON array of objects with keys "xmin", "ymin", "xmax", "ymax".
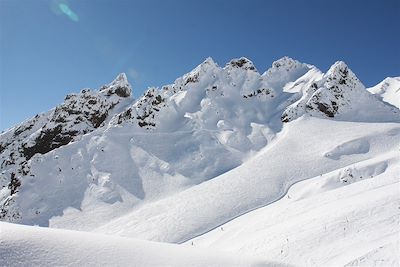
[
  {"xmin": 0, "ymin": 222, "xmax": 270, "ymax": 267},
  {"xmin": 324, "ymin": 138, "xmax": 370, "ymax": 160}
]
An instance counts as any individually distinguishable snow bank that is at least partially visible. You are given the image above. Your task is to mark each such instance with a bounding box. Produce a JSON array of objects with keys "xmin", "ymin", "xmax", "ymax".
[{"xmin": 0, "ymin": 222, "xmax": 272, "ymax": 267}]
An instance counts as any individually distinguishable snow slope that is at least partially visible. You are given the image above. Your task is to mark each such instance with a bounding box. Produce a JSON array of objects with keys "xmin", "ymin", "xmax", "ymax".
[
  {"xmin": 187, "ymin": 148, "xmax": 400, "ymax": 266},
  {"xmin": 93, "ymin": 117, "xmax": 400, "ymax": 245},
  {"xmin": 368, "ymin": 77, "xmax": 400, "ymax": 109},
  {"xmin": 1, "ymin": 56, "xmax": 399, "ymax": 266},
  {"xmin": 0, "ymin": 222, "xmax": 270, "ymax": 267}
]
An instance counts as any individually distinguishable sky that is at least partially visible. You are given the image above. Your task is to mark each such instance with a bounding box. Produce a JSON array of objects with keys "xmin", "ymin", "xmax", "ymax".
[{"xmin": 0, "ymin": 0, "xmax": 399, "ymax": 131}]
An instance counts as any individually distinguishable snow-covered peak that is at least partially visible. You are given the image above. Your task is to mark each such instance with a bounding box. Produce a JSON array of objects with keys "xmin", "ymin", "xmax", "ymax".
[
  {"xmin": 225, "ymin": 57, "xmax": 257, "ymax": 72},
  {"xmin": 281, "ymin": 61, "xmax": 399, "ymax": 122},
  {"xmin": 202, "ymin": 57, "xmax": 217, "ymax": 67},
  {"xmin": 173, "ymin": 58, "xmax": 220, "ymax": 89},
  {"xmin": 302, "ymin": 62, "xmax": 398, "ymax": 121},
  {"xmin": 324, "ymin": 61, "xmax": 364, "ymax": 91},
  {"xmin": 326, "ymin": 60, "xmax": 348, "ymax": 75},
  {"xmin": 268, "ymin": 56, "xmax": 305, "ymax": 72},
  {"xmin": 368, "ymin": 77, "xmax": 400, "ymax": 109},
  {"xmin": 100, "ymin": 73, "xmax": 132, "ymax": 98},
  {"xmin": 193, "ymin": 57, "xmax": 219, "ymax": 72},
  {"xmin": 261, "ymin": 56, "xmax": 311, "ymax": 91}
]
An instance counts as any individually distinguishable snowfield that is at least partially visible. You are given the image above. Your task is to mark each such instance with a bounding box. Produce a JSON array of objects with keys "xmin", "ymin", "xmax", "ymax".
[
  {"xmin": 0, "ymin": 56, "xmax": 399, "ymax": 266},
  {"xmin": 93, "ymin": 117, "xmax": 400, "ymax": 245},
  {"xmin": 186, "ymin": 146, "xmax": 400, "ymax": 266}
]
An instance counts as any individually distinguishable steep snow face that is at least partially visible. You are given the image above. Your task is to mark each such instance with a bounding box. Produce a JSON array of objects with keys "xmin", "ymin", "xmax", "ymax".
[
  {"xmin": 368, "ymin": 77, "xmax": 400, "ymax": 109},
  {"xmin": 0, "ymin": 74, "xmax": 132, "ymax": 222},
  {"xmin": 282, "ymin": 62, "xmax": 399, "ymax": 122}
]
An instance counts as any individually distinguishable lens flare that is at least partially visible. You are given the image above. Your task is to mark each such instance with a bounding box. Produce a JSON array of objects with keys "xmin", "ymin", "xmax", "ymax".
[{"xmin": 58, "ymin": 3, "xmax": 79, "ymax": 22}]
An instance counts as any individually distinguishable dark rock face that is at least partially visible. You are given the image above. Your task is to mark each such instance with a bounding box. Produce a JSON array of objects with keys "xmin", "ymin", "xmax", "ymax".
[
  {"xmin": 184, "ymin": 73, "xmax": 200, "ymax": 85},
  {"xmin": 228, "ymin": 57, "xmax": 257, "ymax": 71},
  {"xmin": 243, "ymin": 88, "xmax": 274, "ymax": 99},
  {"xmin": 21, "ymin": 125, "xmax": 77, "ymax": 160},
  {"xmin": 114, "ymin": 86, "xmax": 131, "ymax": 97},
  {"xmin": 315, "ymin": 102, "xmax": 336, "ymax": 117},
  {"xmin": 116, "ymin": 88, "xmax": 166, "ymax": 129},
  {"xmin": 8, "ymin": 173, "xmax": 21, "ymax": 196}
]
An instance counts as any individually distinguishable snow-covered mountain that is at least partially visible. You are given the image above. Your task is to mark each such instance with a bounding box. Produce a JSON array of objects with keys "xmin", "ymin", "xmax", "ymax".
[
  {"xmin": 367, "ymin": 76, "xmax": 400, "ymax": 109},
  {"xmin": 281, "ymin": 61, "xmax": 399, "ymax": 122},
  {"xmin": 1, "ymin": 56, "xmax": 399, "ymax": 266}
]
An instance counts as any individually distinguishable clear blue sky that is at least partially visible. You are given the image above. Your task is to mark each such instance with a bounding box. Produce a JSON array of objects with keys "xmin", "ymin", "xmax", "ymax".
[{"xmin": 1, "ymin": 0, "xmax": 399, "ymax": 131}]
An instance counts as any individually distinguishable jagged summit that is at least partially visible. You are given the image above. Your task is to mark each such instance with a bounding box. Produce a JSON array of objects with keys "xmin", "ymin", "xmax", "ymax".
[
  {"xmin": 324, "ymin": 61, "xmax": 364, "ymax": 91},
  {"xmin": 225, "ymin": 57, "xmax": 257, "ymax": 72},
  {"xmin": 268, "ymin": 56, "xmax": 305, "ymax": 72},
  {"xmin": 202, "ymin": 57, "xmax": 218, "ymax": 66},
  {"xmin": 193, "ymin": 57, "xmax": 219, "ymax": 71},
  {"xmin": 281, "ymin": 61, "xmax": 399, "ymax": 122},
  {"xmin": 100, "ymin": 73, "xmax": 132, "ymax": 98}
]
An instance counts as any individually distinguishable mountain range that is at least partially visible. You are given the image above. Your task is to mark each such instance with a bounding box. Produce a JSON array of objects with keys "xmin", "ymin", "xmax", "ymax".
[{"xmin": 1, "ymin": 56, "xmax": 399, "ymax": 266}]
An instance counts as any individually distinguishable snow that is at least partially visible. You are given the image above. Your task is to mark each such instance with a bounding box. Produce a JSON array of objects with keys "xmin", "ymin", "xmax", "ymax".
[
  {"xmin": 186, "ymin": 149, "xmax": 400, "ymax": 266},
  {"xmin": 0, "ymin": 222, "xmax": 270, "ymax": 267},
  {"xmin": 368, "ymin": 77, "xmax": 400, "ymax": 109},
  {"xmin": 1, "ymin": 56, "xmax": 399, "ymax": 266},
  {"xmin": 282, "ymin": 61, "xmax": 399, "ymax": 122},
  {"xmin": 345, "ymin": 240, "xmax": 400, "ymax": 267},
  {"xmin": 93, "ymin": 117, "xmax": 400, "ymax": 245}
]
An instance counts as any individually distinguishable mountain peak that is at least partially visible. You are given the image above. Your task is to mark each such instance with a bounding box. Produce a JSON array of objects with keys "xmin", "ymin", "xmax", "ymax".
[
  {"xmin": 226, "ymin": 57, "xmax": 257, "ymax": 71},
  {"xmin": 324, "ymin": 61, "xmax": 364, "ymax": 91},
  {"xmin": 101, "ymin": 73, "xmax": 132, "ymax": 98},
  {"xmin": 263, "ymin": 56, "xmax": 308, "ymax": 79},
  {"xmin": 325, "ymin": 61, "xmax": 349, "ymax": 79},
  {"xmin": 202, "ymin": 57, "xmax": 217, "ymax": 66},
  {"xmin": 271, "ymin": 56, "xmax": 302, "ymax": 70}
]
